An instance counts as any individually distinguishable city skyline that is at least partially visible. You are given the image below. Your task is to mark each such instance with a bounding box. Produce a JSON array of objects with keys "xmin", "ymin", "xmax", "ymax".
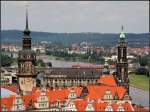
[{"xmin": 1, "ymin": 1, "xmax": 149, "ymax": 33}]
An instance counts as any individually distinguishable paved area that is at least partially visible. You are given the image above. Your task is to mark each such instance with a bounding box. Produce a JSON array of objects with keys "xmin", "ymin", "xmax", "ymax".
[{"xmin": 130, "ymin": 86, "xmax": 149, "ymax": 109}]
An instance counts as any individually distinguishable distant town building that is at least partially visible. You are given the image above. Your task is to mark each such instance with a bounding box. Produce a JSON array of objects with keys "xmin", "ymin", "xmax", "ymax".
[
  {"xmin": 1, "ymin": 68, "xmax": 13, "ymax": 85},
  {"xmin": 2, "ymin": 45, "xmax": 20, "ymax": 52}
]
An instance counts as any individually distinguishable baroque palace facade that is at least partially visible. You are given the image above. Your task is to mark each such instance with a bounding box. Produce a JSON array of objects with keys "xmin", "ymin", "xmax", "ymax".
[{"xmin": 0, "ymin": 7, "xmax": 137, "ymax": 112}]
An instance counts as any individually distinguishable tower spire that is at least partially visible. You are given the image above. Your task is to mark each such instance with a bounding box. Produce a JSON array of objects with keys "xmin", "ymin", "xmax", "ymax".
[
  {"xmin": 121, "ymin": 25, "xmax": 123, "ymax": 31},
  {"xmin": 24, "ymin": 4, "xmax": 30, "ymax": 35},
  {"xmin": 26, "ymin": 4, "xmax": 29, "ymax": 30},
  {"xmin": 23, "ymin": 4, "xmax": 31, "ymax": 49}
]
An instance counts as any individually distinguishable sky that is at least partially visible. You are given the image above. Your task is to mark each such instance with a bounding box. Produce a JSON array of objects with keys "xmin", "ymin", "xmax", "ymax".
[{"xmin": 1, "ymin": 1, "xmax": 149, "ymax": 33}]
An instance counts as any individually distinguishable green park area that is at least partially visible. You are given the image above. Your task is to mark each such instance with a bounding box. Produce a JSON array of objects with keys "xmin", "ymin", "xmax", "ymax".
[
  {"xmin": 48, "ymin": 55, "xmax": 64, "ymax": 61},
  {"xmin": 129, "ymin": 74, "xmax": 149, "ymax": 91}
]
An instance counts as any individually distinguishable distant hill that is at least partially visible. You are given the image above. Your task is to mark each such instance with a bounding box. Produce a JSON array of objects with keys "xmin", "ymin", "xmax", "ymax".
[{"xmin": 1, "ymin": 30, "xmax": 149, "ymax": 47}]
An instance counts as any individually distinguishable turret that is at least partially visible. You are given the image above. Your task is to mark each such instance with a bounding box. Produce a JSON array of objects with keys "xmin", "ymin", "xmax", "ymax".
[{"xmin": 102, "ymin": 58, "xmax": 110, "ymax": 75}]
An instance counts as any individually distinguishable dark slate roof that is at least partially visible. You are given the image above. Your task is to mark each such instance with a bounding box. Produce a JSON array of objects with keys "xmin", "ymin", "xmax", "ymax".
[{"xmin": 36, "ymin": 68, "xmax": 102, "ymax": 79}]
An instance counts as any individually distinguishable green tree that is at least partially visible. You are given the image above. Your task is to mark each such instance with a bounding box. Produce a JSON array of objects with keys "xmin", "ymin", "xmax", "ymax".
[
  {"xmin": 139, "ymin": 55, "xmax": 149, "ymax": 67},
  {"xmin": 35, "ymin": 59, "xmax": 46, "ymax": 67},
  {"xmin": 1, "ymin": 54, "xmax": 13, "ymax": 67}
]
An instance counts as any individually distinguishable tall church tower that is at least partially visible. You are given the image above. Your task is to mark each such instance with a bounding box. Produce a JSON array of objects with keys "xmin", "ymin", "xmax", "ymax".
[
  {"xmin": 17, "ymin": 5, "xmax": 36, "ymax": 95},
  {"xmin": 116, "ymin": 26, "xmax": 129, "ymax": 93}
]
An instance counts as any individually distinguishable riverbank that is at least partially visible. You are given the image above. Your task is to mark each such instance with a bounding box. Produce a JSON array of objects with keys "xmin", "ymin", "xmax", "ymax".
[{"xmin": 48, "ymin": 55, "xmax": 105, "ymax": 64}]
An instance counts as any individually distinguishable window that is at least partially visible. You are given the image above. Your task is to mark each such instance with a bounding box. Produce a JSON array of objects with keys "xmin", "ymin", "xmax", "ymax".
[
  {"xmin": 17, "ymin": 99, "xmax": 19, "ymax": 103},
  {"xmin": 21, "ymin": 63, "xmax": 24, "ymax": 67},
  {"xmin": 105, "ymin": 106, "xmax": 113, "ymax": 111},
  {"xmin": 17, "ymin": 105, "xmax": 19, "ymax": 110},
  {"xmin": 42, "ymin": 103, "xmax": 44, "ymax": 107},
  {"xmin": 27, "ymin": 55, "xmax": 30, "ymax": 58},
  {"xmin": 121, "ymin": 49, "xmax": 123, "ymax": 58},
  {"xmin": 118, "ymin": 108, "xmax": 123, "ymax": 111}
]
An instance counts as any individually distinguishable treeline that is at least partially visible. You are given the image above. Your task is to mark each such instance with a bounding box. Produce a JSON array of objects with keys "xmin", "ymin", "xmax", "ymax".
[
  {"xmin": 2, "ymin": 30, "xmax": 148, "ymax": 47},
  {"xmin": 135, "ymin": 55, "xmax": 149, "ymax": 77}
]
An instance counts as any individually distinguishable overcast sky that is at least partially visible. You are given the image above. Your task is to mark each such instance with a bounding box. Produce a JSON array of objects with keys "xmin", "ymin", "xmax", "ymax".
[{"xmin": 1, "ymin": 1, "xmax": 149, "ymax": 33}]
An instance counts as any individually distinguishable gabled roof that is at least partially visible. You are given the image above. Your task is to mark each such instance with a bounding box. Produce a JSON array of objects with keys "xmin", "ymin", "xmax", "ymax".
[
  {"xmin": 122, "ymin": 102, "xmax": 134, "ymax": 111},
  {"xmin": 47, "ymin": 88, "xmax": 69, "ymax": 103},
  {"xmin": 74, "ymin": 99, "xmax": 87, "ymax": 111},
  {"xmin": 21, "ymin": 95, "xmax": 32, "ymax": 108},
  {"xmin": 85, "ymin": 85, "xmax": 126, "ymax": 101},
  {"xmin": 46, "ymin": 87, "xmax": 83, "ymax": 103},
  {"xmin": 93, "ymin": 102, "xmax": 108, "ymax": 111},
  {"xmin": 97, "ymin": 75, "xmax": 117, "ymax": 87},
  {"xmin": 111, "ymin": 103, "xmax": 119, "ymax": 111},
  {"xmin": 1, "ymin": 95, "xmax": 16, "ymax": 111}
]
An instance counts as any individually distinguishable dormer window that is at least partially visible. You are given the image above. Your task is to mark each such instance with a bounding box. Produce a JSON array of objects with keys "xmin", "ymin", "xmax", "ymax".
[
  {"xmin": 104, "ymin": 90, "xmax": 113, "ymax": 99},
  {"xmin": 117, "ymin": 106, "xmax": 124, "ymax": 111},
  {"xmin": 105, "ymin": 105, "xmax": 113, "ymax": 111}
]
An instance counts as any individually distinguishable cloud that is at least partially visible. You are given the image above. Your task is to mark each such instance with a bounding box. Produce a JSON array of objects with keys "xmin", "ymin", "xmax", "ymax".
[{"xmin": 1, "ymin": 1, "xmax": 149, "ymax": 33}]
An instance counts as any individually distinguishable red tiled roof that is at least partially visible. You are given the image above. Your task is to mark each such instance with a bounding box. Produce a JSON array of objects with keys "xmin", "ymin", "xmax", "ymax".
[
  {"xmin": 122, "ymin": 102, "xmax": 133, "ymax": 111},
  {"xmin": 32, "ymin": 89, "xmax": 40, "ymax": 102},
  {"xmin": 0, "ymin": 80, "xmax": 131, "ymax": 111},
  {"xmin": 46, "ymin": 87, "xmax": 82, "ymax": 103},
  {"xmin": 93, "ymin": 102, "xmax": 108, "ymax": 111},
  {"xmin": 111, "ymin": 103, "xmax": 119, "ymax": 111},
  {"xmin": 1, "ymin": 95, "xmax": 16, "ymax": 111},
  {"xmin": 21, "ymin": 95, "xmax": 32, "ymax": 108},
  {"xmin": 85, "ymin": 85, "xmax": 126, "ymax": 101},
  {"xmin": 97, "ymin": 75, "xmax": 117, "ymax": 86},
  {"xmin": 74, "ymin": 99, "xmax": 87, "ymax": 111},
  {"xmin": 47, "ymin": 88, "xmax": 69, "ymax": 103}
]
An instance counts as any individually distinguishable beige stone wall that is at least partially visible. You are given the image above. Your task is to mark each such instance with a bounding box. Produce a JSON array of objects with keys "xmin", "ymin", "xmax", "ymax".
[{"xmin": 19, "ymin": 77, "xmax": 36, "ymax": 95}]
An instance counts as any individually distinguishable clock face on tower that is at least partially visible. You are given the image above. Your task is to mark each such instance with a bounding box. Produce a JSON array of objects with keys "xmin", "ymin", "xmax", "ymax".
[{"xmin": 19, "ymin": 77, "xmax": 36, "ymax": 95}]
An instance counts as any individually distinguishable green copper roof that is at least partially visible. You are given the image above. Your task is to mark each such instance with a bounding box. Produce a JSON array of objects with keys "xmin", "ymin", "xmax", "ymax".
[
  {"xmin": 120, "ymin": 32, "xmax": 125, "ymax": 38},
  {"xmin": 120, "ymin": 26, "xmax": 125, "ymax": 39},
  {"xmin": 103, "ymin": 58, "xmax": 110, "ymax": 74},
  {"xmin": 104, "ymin": 58, "xmax": 109, "ymax": 67}
]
